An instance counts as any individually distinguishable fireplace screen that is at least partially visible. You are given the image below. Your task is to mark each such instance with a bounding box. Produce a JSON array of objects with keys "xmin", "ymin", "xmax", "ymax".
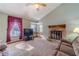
[{"xmin": 50, "ymin": 30, "xmax": 62, "ymax": 40}]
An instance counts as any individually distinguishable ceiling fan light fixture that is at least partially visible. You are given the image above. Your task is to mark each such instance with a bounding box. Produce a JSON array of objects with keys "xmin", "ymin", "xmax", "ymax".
[{"xmin": 32, "ymin": 3, "xmax": 47, "ymax": 11}]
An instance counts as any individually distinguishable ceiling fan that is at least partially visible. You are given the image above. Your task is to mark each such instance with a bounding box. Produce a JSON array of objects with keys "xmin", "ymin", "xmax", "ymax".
[{"xmin": 25, "ymin": 3, "xmax": 47, "ymax": 11}]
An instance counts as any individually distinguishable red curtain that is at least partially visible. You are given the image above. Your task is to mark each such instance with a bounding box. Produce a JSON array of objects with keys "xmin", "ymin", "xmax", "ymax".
[{"xmin": 7, "ymin": 16, "xmax": 22, "ymax": 42}]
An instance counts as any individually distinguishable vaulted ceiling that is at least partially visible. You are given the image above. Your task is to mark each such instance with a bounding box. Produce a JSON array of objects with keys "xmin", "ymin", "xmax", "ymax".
[{"xmin": 0, "ymin": 3, "xmax": 61, "ymax": 21}]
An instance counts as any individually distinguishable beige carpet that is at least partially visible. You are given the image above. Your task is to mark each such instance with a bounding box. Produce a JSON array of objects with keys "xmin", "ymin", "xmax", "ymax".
[{"xmin": 3, "ymin": 38, "xmax": 61, "ymax": 56}]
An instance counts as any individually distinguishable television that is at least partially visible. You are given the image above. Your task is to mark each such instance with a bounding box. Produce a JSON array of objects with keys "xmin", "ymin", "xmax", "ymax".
[{"xmin": 24, "ymin": 28, "xmax": 33, "ymax": 36}]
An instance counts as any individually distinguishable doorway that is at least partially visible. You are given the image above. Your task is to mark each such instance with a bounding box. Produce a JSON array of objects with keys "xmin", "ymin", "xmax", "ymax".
[{"xmin": 31, "ymin": 22, "xmax": 43, "ymax": 37}]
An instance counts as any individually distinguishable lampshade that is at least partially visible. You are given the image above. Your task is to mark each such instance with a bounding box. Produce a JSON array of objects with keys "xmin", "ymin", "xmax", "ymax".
[{"xmin": 73, "ymin": 27, "xmax": 79, "ymax": 33}]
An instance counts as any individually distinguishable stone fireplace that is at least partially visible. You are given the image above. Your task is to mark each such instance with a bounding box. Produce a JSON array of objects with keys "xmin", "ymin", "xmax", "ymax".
[{"xmin": 48, "ymin": 24, "xmax": 66, "ymax": 40}]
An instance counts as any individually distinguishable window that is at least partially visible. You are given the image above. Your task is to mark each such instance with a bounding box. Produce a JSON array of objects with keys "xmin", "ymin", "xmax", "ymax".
[
  {"xmin": 31, "ymin": 23, "xmax": 37, "ymax": 32},
  {"xmin": 10, "ymin": 22, "xmax": 20, "ymax": 37},
  {"xmin": 39, "ymin": 24, "xmax": 43, "ymax": 32},
  {"xmin": 31, "ymin": 22, "xmax": 43, "ymax": 33}
]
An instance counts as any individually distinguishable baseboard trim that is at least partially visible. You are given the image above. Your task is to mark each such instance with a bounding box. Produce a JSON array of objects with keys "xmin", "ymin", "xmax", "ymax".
[{"xmin": 7, "ymin": 39, "xmax": 24, "ymax": 44}]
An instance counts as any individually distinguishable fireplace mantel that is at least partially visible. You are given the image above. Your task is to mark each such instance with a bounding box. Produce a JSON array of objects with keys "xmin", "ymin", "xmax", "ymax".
[{"xmin": 48, "ymin": 24, "xmax": 66, "ymax": 28}]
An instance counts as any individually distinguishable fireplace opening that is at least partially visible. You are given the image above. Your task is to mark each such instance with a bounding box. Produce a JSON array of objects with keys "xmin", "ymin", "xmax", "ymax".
[
  {"xmin": 48, "ymin": 24, "xmax": 66, "ymax": 40},
  {"xmin": 50, "ymin": 30, "xmax": 62, "ymax": 40}
]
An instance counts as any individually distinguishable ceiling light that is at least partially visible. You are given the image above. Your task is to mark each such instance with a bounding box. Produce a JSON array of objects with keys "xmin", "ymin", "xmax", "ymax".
[{"xmin": 32, "ymin": 3, "xmax": 47, "ymax": 11}]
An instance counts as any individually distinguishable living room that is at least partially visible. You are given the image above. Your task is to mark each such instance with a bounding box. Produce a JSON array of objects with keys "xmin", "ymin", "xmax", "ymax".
[{"xmin": 0, "ymin": 3, "xmax": 79, "ymax": 56}]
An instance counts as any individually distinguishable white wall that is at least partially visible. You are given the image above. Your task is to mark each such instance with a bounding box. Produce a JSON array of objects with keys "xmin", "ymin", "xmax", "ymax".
[
  {"xmin": 41, "ymin": 3, "xmax": 79, "ymax": 39},
  {"xmin": 22, "ymin": 18, "xmax": 30, "ymax": 29},
  {"xmin": 0, "ymin": 13, "xmax": 8, "ymax": 43},
  {"xmin": 0, "ymin": 12, "xmax": 30, "ymax": 43}
]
